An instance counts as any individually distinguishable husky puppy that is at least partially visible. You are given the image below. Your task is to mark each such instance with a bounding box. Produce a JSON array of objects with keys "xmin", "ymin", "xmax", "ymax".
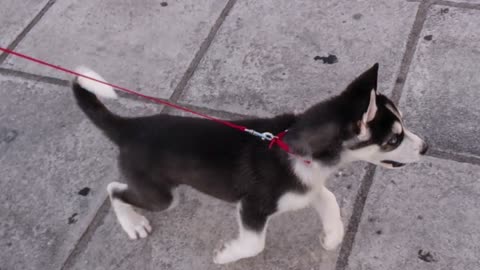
[{"xmin": 72, "ymin": 64, "xmax": 427, "ymax": 264}]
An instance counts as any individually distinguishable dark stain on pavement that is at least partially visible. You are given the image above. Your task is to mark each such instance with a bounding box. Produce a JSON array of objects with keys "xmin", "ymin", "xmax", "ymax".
[
  {"xmin": 314, "ymin": 54, "xmax": 338, "ymax": 64},
  {"xmin": 68, "ymin": 213, "xmax": 78, "ymax": 224},
  {"xmin": 353, "ymin": 13, "xmax": 362, "ymax": 20},
  {"xmin": 78, "ymin": 187, "xmax": 91, "ymax": 196},
  {"xmin": 0, "ymin": 128, "xmax": 18, "ymax": 144},
  {"xmin": 418, "ymin": 249, "xmax": 436, "ymax": 262}
]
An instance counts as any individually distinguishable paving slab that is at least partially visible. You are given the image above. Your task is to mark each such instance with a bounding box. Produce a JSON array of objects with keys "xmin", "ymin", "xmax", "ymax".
[
  {"xmin": 0, "ymin": 0, "xmax": 49, "ymax": 47},
  {"xmin": 346, "ymin": 157, "xmax": 480, "ymax": 270},
  {"xmin": 400, "ymin": 6, "xmax": 480, "ymax": 156},
  {"xmin": 179, "ymin": 0, "xmax": 418, "ymax": 116},
  {"xmin": 62, "ymin": 159, "xmax": 366, "ymax": 270},
  {"xmin": 0, "ymin": 75, "xmax": 162, "ymax": 270},
  {"xmin": 1, "ymin": 0, "xmax": 228, "ymax": 98}
]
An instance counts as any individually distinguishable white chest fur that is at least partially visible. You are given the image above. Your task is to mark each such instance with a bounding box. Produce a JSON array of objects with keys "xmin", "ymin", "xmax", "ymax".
[
  {"xmin": 291, "ymin": 159, "xmax": 335, "ymax": 188},
  {"xmin": 277, "ymin": 192, "xmax": 314, "ymax": 213},
  {"xmin": 276, "ymin": 159, "xmax": 337, "ymax": 213}
]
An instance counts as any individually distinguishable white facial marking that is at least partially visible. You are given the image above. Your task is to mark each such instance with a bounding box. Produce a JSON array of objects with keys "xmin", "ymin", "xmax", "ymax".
[
  {"xmin": 214, "ymin": 204, "xmax": 266, "ymax": 264},
  {"xmin": 107, "ymin": 182, "xmax": 152, "ymax": 240},
  {"xmin": 387, "ymin": 128, "xmax": 425, "ymax": 162},
  {"xmin": 345, "ymin": 127, "xmax": 425, "ymax": 168},
  {"xmin": 392, "ymin": 122, "xmax": 403, "ymax": 134}
]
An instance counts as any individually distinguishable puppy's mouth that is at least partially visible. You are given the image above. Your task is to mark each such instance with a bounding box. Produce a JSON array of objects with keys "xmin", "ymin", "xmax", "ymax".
[{"xmin": 381, "ymin": 160, "xmax": 406, "ymax": 168}]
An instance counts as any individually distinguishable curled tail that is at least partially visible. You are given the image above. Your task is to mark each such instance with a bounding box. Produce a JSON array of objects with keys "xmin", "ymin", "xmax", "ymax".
[{"xmin": 72, "ymin": 67, "xmax": 124, "ymax": 144}]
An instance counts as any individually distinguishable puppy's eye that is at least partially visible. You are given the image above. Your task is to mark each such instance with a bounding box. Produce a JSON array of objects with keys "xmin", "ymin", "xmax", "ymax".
[{"xmin": 387, "ymin": 134, "xmax": 401, "ymax": 146}]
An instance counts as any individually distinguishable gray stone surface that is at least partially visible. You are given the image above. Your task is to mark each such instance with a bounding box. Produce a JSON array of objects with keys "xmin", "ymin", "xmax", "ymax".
[
  {"xmin": 1, "ymin": 0, "xmax": 228, "ymax": 98},
  {"xmin": 400, "ymin": 6, "xmax": 480, "ymax": 156},
  {"xmin": 0, "ymin": 0, "xmax": 49, "ymax": 47},
  {"xmin": 179, "ymin": 0, "xmax": 418, "ymax": 116},
  {"xmin": 1, "ymin": 0, "xmax": 480, "ymax": 270},
  {"xmin": 0, "ymin": 75, "xmax": 162, "ymax": 270},
  {"xmin": 63, "ymin": 163, "xmax": 366, "ymax": 270},
  {"xmin": 346, "ymin": 157, "xmax": 480, "ymax": 270}
]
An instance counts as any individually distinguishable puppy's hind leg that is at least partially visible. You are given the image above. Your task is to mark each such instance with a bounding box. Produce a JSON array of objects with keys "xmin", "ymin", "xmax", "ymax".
[
  {"xmin": 107, "ymin": 181, "xmax": 176, "ymax": 240},
  {"xmin": 107, "ymin": 182, "xmax": 152, "ymax": 240}
]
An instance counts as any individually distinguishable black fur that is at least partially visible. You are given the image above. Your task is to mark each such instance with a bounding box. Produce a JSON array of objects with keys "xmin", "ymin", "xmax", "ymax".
[{"xmin": 73, "ymin": 63, "xmax": 384, "ymax": 232}]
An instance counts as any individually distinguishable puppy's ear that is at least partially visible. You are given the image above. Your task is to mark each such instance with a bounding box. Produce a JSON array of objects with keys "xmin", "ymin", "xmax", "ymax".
[
  {"xmin": 341, "ymin": 64, "xmax": 379, "ymax": 140},
  {"xmin": 357, "ymin": 90, "xmax": 377, "ymax": 140},
  {"xmin": 341, "ymin": 63, "xmax": 379, "ymax": 98}
]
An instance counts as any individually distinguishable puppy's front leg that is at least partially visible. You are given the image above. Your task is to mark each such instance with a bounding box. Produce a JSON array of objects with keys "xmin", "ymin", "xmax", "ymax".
[
  {"xmin": 312, "ymin": 187, "xmax": 344, "ymax": 250},
  {"xmin": 214, "ymin": 202, "xmax": 270, "ymax": 264}
]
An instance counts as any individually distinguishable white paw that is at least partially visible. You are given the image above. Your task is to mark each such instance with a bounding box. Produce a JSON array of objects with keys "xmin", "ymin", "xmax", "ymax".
[
  {"xmin": 321, "ymin": 223, "xmax": 344, "ymax": 251},
  {"xmin": 213, "ymin": 239, "xmax": 264, "ymax": 265},
  {"xmin": 214, "ymin": 242, "xmax": 239, "ymax": 265},
  {"xmin": 118, "ymin": 210, "xmax": 152, "ymax": 240}
]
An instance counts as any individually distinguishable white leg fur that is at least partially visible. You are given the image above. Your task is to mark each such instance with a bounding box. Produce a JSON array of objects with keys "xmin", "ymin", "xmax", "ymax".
[
  {"xmin": 107, "ymin": 182, "xmax": 152, "ymax": 240},
  {"xmin": 312, "ymin": 187, "xmax": 344, "ymax": 250},
  {"xmin": 213, "ymin": 205, "xmax": 267, "ymax": 264}
]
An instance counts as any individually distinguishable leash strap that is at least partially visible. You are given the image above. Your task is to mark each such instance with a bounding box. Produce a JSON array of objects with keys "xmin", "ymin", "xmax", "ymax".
[{"xmin": 0, "ymin": 47, "xmax": 295, "ymax": 154}]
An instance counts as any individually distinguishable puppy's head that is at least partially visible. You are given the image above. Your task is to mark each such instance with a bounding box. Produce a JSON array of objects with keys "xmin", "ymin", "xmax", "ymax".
[
  {"xmin": 340, "ymin": 64, "xmax": 428, "ymax": 168},
  {"xmin": 288, "ymin": 64, "xmax": 428, "ymax": 168}
]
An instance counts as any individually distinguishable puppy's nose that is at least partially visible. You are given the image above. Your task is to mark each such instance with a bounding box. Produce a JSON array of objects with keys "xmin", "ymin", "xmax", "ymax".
[{"xmin": 420, "ymin": 142, "xmax": 429, "ymax": 155}]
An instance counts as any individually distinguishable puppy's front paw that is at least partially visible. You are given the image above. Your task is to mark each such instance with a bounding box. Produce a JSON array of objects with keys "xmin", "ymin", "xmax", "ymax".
[
  {"xmin": 320, "ymin": 223, "xmax": 344, "ymax": 251},
  {"xmin": 213, "ymin": 241, "xmax": 241, "ymax": 264},
  {"xmin": 213, "ymin": 237, "xmax": 264, "ymax": 264},
  {"xmin": 118, "ymin": 211, "xmax": 152, "ymax": 240}
]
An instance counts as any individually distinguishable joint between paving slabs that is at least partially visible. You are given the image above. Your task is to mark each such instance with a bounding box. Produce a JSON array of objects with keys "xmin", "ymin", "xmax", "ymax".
[
  {"xmin": 408, "ymin": 0, "xmax": 480, "ymax": 10},
  {"xmin": 391, "ymin": 0, "xmax": 431, "ymax": 104},
  {"xmin": 433, "ymin": 0, "xmax": 480, "ymax": 10},
  {"xmin": 164, "ymin": 0, "xmax": 238, "ymax": 111},
  {"xmin": 335, "ymin": 165, "xmax": 377, "ymax": 270},
  {"xmin": 60, "ymin": 196, "xmax": 110, "ymax": 270},
  {"xmin": 427, "ymin": 148, "xmax": 480, "ymax": 166},
  {"xmin": 0, "ymin": 0, "xmax": 57, "ymax": 64},
  {"xmin": 0, "ymin": 67, "xmax": 68, "ymax": 86}
]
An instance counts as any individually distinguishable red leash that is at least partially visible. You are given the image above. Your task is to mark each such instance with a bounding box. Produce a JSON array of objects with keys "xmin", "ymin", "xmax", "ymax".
[{"xmin": 0, "ymin": 47, "xmax": 307, "ymax": 162}]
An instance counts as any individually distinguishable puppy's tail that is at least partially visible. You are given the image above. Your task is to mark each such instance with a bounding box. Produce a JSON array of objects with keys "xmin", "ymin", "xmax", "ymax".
[{"xmin": 72, "ymin": 67, "xmax": 124, "ymax": 144}]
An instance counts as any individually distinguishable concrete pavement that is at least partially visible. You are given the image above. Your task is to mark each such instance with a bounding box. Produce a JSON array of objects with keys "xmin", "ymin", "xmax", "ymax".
[{"xmin": 1, "ymin": 0, "xmax": 479, "ymax": 269}]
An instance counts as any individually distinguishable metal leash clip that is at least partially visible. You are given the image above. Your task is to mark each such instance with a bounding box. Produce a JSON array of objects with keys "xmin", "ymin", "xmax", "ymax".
[{"xmin": 244, "ymin": 129, "xmax": 277, "ymax": 141}]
